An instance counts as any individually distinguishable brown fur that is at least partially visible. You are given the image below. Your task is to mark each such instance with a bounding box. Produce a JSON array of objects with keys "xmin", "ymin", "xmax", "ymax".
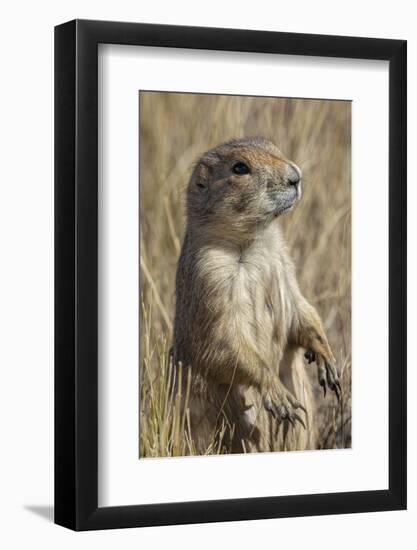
[{"xmin": 172, "ymin": 137, "xmax": 339, "ymax": 454}]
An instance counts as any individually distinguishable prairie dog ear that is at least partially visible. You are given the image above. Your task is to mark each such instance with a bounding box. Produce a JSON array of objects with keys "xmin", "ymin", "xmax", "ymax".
[{"xmin": 190, "ymin": 162, "xmax": 211, "ymax": 191}]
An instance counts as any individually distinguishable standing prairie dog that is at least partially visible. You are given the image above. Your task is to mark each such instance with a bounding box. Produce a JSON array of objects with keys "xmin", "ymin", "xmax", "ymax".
[{"xmin": 172, "ymin": 137, "xmax": 340, "ymax": 454}]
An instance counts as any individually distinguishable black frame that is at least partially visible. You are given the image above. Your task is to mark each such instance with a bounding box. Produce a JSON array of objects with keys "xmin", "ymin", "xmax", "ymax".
[{"xmin": 55, "ymin": 19, "xmax": 407, "ymax": 531}]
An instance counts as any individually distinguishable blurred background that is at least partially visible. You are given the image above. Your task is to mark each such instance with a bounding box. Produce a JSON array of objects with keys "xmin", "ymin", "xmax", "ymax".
[{"xmin": 139, "ymin": 92, "xmax": 351, "ymax": 456}]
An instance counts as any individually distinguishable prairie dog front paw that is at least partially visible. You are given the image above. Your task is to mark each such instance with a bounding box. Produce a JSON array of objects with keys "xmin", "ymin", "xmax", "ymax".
[
  {"xmin": 304, "ymin": 349, "xmax": 341, "ymax": 400},
  {"xmin": 263, "ymin": 381, "xmax": 307, "ymax": 428}
]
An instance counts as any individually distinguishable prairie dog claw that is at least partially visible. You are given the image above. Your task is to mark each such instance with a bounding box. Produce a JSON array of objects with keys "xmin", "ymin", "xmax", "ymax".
[
  {"xmin": 305, "ymin": 348, "xmax": 341, "ymax": 401},
  {"xmin": 325, "ymin": 361, "xmax": 341, "ymax": 402},
  {"xmin": 263, "ymin": 391, "xmax": 307, "ymax": 429},
  {"xmin": 304, "ymin": 350, "xmax": 316, "ymax": 364}
]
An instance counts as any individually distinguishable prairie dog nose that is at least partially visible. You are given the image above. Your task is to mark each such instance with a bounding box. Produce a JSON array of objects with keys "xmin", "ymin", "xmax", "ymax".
[{"xmin": 287, "ymin": 164, "xmax": 302, "ymax": 186}]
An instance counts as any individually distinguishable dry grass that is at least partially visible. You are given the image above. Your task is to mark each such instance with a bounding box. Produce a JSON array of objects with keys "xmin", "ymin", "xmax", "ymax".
[{"xmin": 139, "ymin": 92, "xmax": 351, "ymax": 457}]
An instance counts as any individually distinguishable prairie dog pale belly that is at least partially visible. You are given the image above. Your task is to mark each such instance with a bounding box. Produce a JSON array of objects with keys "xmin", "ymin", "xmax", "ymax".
[{"xmin": 200, "ymin": 223, "xmax": 294, "ymax": 382}]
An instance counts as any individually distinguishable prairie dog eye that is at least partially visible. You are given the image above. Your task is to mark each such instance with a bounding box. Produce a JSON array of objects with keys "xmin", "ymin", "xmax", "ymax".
[{"xmin": 232, "ymin": 162, "xmax": 250, "ymax": 175}]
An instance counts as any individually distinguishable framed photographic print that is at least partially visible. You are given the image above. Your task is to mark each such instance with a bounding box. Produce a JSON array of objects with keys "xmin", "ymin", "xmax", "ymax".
[{"xmin": 55, "ymin": 19, "xmax": 407, "ymax": 530}]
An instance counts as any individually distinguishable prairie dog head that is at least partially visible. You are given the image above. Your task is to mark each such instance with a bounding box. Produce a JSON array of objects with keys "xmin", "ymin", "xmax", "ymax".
[{"xmin": 187, "ymin": 137, "xmax": 302, "ymax": 238}]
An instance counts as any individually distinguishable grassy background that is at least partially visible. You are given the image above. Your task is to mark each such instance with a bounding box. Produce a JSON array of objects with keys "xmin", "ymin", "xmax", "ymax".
[{"xmin": 139, "ymin": 92, "xmax": 351, "ymax": 457}]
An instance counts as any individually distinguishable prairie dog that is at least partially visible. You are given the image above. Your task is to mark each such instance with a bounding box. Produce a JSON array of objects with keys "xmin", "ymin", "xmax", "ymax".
[{"xmin": 172, "ymin": 137, "xmax": 340, "ymax": 453}]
